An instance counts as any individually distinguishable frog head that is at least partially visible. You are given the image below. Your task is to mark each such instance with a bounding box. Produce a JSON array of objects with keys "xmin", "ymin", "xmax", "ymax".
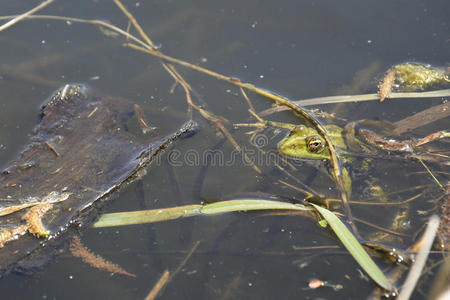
[{"xmin": 277, "ymin": 125, "xmax": 331, "ymax": 160}]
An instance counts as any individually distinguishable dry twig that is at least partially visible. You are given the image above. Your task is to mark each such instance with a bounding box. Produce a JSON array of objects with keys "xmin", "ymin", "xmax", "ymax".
[
  {"xmin": 0, "ymin": 0, "xmax": 54, "ymax": 32},
  {"xmin": 144, "ymin": 270, "xmax": 170, "ymax": 300}
]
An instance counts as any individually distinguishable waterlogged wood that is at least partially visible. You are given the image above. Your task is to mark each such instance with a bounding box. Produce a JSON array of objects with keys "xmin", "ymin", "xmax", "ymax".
[
  {"xmin": 0, "ymin": 84, "xmax": 195, "ymax": 274},
  {"xmin": 393, "ymin": 101, "xmax": 450, "ymax": 135},
  {"xmin": 309, "ymin": 203, "xmax": 393, "ymax": 291},
  {"xmin": 94, "ymin": 199, "xmax": 311, "ymax": 228}
]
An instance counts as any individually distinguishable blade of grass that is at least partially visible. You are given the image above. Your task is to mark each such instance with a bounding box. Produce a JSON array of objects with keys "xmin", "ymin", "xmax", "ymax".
[
  {"xmin": 93, "ymin": 199, "xmax": 310, "ymax": 228},
  {"xmin": 93, "ymin": 204, "xmax": 202, "ymax": 228},
  {"xmin": 309, "ymin": 203, "xmax": 393, "ymax": 291},
  {"xmin": 199, "ymin": 199, "xmax": 309, "ymax": 215}
]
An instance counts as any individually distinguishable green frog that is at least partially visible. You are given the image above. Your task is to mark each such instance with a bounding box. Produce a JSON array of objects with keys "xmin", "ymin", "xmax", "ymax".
[
  {"xmin": 277, "ymin": 123, "xmax": 363, "ymax": 198},
  {"xmin": 274, "ymin": 119, "xmax": 425, "ymax": 202},
  {"xmin": 277, "ymin": 124, "xmax": 351, "ymax": 160},
  {"xmin": 275, "ymin": 118, "xmax": 448, "ymax": 201}
]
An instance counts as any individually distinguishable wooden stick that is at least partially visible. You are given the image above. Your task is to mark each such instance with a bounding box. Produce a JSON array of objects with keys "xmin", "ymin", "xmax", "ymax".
[
  {"xmin": 144, "ymin": 270, "xmax": 170, "ymax": 300},
  {"xmin": 0, "ymin": 0, "xmax": 54, "ymax": 32}
]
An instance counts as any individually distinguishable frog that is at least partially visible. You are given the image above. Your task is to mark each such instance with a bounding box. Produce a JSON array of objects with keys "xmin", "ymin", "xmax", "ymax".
[
  {"xmin": 0, "ymin": 84, "xmax": 196, "ymax": 274},
  {"xmin": 277, "ymin": 124, "xmax": 351, "ymax": 161},
  {"xmin": 276, "ymin": 123, "xmax": 364, "ymax": 198},
  {"xmin": 276, "ymin": 118, "xmax": 447, "ymax": 202}
]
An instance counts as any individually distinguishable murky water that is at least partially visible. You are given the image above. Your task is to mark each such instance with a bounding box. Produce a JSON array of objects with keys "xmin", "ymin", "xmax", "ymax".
[{"xmin": 0, "ymin": 0, "xmax": 448, "ymax": 299}]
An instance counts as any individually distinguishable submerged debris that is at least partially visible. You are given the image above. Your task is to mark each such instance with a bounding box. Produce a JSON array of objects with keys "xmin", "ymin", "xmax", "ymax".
[
  {"xmin": 70, "ymin": 236, "xmax": 136, "ymax": 278},
  {"xmin": 378, "ymin": 63, "xmax": 449, "ymax": 101}
]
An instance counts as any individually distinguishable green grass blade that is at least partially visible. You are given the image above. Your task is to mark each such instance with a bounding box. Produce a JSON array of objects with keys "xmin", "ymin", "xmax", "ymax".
[
  {"xmin": 200, "ymin": 199, "xmax": 309, "ymax": 215},
  {"xmin": 310, "ymin": 203, "xmax": 393, "ymax": 291},
  {"xmin": 93, "ymin": 204, "xmax": 202, "ymax": 228},
  {"xmin": 93, "ymin": 199, "xmax": 309, "ymax": 228}
]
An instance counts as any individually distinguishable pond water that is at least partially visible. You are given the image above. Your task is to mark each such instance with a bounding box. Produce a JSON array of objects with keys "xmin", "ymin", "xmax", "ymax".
[{"xmin": 0, "ymin": 0, "xmax": 448, "ymax": 299}]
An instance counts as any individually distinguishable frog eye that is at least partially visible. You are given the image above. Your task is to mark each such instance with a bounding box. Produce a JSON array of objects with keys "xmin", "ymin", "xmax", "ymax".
[{"xmin": 306, "ymin": 136, "xmax": 324, "ymax": 153}]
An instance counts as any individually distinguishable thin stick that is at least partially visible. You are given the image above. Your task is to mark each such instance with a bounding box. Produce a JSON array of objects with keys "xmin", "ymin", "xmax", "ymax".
[
  {"xmin": 240, "ymin": 87, "xmax": 256, "ymax": 113},
  {"xmin": 248, "ymin": 109, "xmax": 265, "ymax": 123},
  {"xmin": 0, "ymin": 0, "xmax": 54, "ymax": 32},
  {"xmin": 278, "ymin": 180, "xmax": 320, "ymax": 202},
  {"xmin": 416, "ymin": 158, "xmax": 444, "ymax": 189},
  {"xmin": 216, "ymin": 121, "xmax": 262, "ymax": 174},
  {"xmin": 113, "ymin": 0, "xmax": 155, "ymax": 48},
  {"xmin": 398, "ymin": 215, "xmax": 440, "ymax": 300},
  {"xmin": 165, "ymin": 64, "xmax": 262, "ymax": 174},
  {"xmin": 144, "ymin": 270, "xmax": 170, "ymax": 300},
  {"xmin": 325, "ymin": 192, "xmax": 422, "ymax": 206},
  {"xmin": 169, "ymin": 240, "xmax": 201, "ymax": 281},
  {"xmin": 258, "ymin": 89, "xmax": 450, "ymax": 116},
  {"xmin": 0, "ymin": 15, "xmax": 152, "ymax": 50},
  {"xmin": 144, "ymin": 241, "xmax": 201, "ymax": 300}
]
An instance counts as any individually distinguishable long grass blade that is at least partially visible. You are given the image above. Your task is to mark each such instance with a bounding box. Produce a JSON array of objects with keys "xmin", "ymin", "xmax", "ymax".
[
  {"xmin": 309, "ymin": 203, "xmax": 393, "ymax": 291},
  {"xmin": 93, "ymin": 199, "xmax": 310, "ymax": 228},
  {"xmin": 199, "ymin": 199, "xmax": 308, "ymax": 215},
  {"xmin": 93, "ymin": 205, "xmax": 202, "ymax": 228}
]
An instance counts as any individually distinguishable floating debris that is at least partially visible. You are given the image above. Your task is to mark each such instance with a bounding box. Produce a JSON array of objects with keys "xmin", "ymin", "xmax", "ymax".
[
  {"xmin": 0, "ymin": 225, "xmax": 27, "ymax": 248},
  {"xmin": 21, "ymin": 203, "xmax": 53, "ymax": 238},
  {"xmin": 378, "ymin": 68, "xmax": 396, "ymax": 102},
  {"xmin": 392, "ymin": 63, "xmax": 449, "ymax": 92},
  {"xmin": 307, "ymin": 279, "xmax": 343, "ymax": 291}
]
